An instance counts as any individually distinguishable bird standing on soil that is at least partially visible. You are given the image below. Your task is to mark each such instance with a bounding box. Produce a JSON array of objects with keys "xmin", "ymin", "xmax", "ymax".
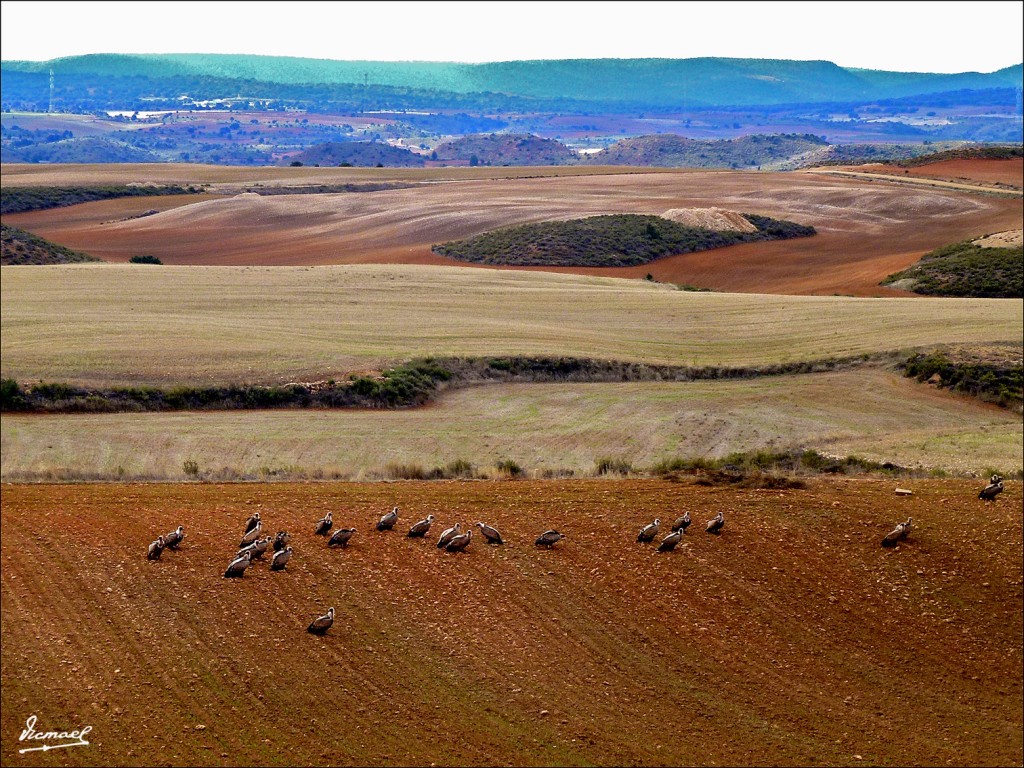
[
  {"xmin": 979, "ymin": 475, "xmax": 1004, "ymax": 501},
  {"xmin": 147, "ymin": 535, "xmax": 165, "ymax": 560},
  {"xmin": 314, "ymin": 511, "xmax": 333, "ymax": 536},
  {"xmin": 239, "ymin": 536, "xmax": 272, "ymax": 561},
  {"xmin": 535, "ymin": 530, "xmax": 566, "ymax": 548},
  {"xmin": 657, "ymin": 529, "xmax": 685, "ymax": 552},
  {"xmin": 376, "ymin": 507, "xmax": 399, "ymax": 531},
  {"xmin": 671, "ymin": 512, "xmax": 691, "ymax": 534},
  {"xmin": 881, "ymin": 517, "xmax": 913, "ymax": 548},
  {"xmin": 436, "ymin": 522, "xmax": 461, "ymax": 549},
  {"xmin": 307, "ymin": 607, "xmax": 335, "ymax": 635},
  {"xmin": 244, "ymin": 512, "xmax": 261, "ymax": 535},
  {"xmin": 273, "ymin": 530, "xmax": 290, "ymax": 552},
  {"xmin": 239, "ymin": 520, "xmax": 262, "ymax": 548},
  {"xmin": 270, "ymin": 546, "xmax": 292, "ymax": 571},
  {"xmin": 476, "ymin": 522, "xmax": 504, "ymax": 545},
  {"xmin": 164, "ymin": 525, "xmax": 186, "ymax": 550},
  {"xmin": 328, "ymin": 527, "xmax": 357, "ymax": 548},
  {"xmin": 223, "ymin": 551, "xmax": 251, "ymax": 578},
  {"xmin": 637, "ymin": 518, "xmax": 661, "ymax": 543},
  {"xmin": 445, "ymin": 530, "xmax": 473, "ymax": 553},
  {"xmin": 407, "ymin": 514, "xmax": 435, "ymax": 538},
  {"xmin": 706, "ymin": 512, "xmax": 725, "ymax": 535}
]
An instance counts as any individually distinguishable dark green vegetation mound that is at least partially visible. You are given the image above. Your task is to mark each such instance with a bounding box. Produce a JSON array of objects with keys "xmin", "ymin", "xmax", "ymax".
[
  {"xmin": 881, "ymin": 239, "xmax": 1023, "ymax": 298},
  {"xmin": 0, "ymin": 184, "xmax": 199, "ymax": 214},
  {"xmin": 432, "ymin": 213, "xmax": 815, "ymax": 267},
  {"xmin": 894, "ymin": 144, "xmax": 1023, "ymax": 166},
  {"xmin": 586, "ymin": 133, "xmax": 828, "ymax": 168},
  {"xmin": 900, "ymin": 348, "xmax": 1023, "ymax": 411},
  {"xmin": 433, "ymin": 133, "xmax": 578, "ymax": 166},
  {"xmin": 0, "ymin": 224, "xmax": 101, "ymax": 265},
  {"xmin": 285, "ymin": 141, "xmax": 425, "ymax": 167}
]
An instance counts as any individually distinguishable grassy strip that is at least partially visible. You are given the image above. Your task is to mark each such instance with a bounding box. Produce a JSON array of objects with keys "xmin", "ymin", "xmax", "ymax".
[
  {"xmin": 1, "ymin": 224, "xmax": 102, "ymax": 265},
  {"xmin": 0, "ymin": 354, "xmax": 881, "ymax": 414},
  {"xmin": 431, "ymin": 213, "xmax": 815, "ymax": 267},
  {"xmin": 900, "ymin": 350, "xmax": 1023, "ymax": 411},
  {"xmin": 5, "ymin": 349, "xmax": 1019, "ymax": 415},
  {"xmin": 0, "ymin": 184, "xmax": 202, "ymax": 214},
  {"xmin": 882, "ymin": 239, "xmax": 1023, "ymax": 298}
]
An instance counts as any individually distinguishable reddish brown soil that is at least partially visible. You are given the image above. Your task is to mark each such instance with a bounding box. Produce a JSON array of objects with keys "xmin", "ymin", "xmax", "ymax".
[
  {"xmin": 858, "ymin": 158, "xmax": 1023, "ymax": 188},
  {"xmin": 2, "ymin": 478, "xmax": 1020, "ymax": 767},
  {"xmin": 6, "ymin": 164, "xmax": 1021, "ymax": 296}
]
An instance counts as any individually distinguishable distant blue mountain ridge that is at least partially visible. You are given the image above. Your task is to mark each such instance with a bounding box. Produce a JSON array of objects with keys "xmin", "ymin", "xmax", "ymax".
[{"xmin": 3, "ymin": 53, "xmax": 1021, "ymax": 108}]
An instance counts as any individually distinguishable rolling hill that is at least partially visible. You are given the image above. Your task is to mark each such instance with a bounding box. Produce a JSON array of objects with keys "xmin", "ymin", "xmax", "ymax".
[
  {"xmin": 287, "ymin": 141, "xmax": 425, "ymax": 167},
  {"xmin": 4, "ymin": 54, "xmax": 1021, "ymax": 109}
]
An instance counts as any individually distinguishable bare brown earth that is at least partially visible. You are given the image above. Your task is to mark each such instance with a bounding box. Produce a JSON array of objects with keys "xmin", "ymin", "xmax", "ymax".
[
  {"xmin": 857, "ymin": 158, "xmax": 1024, "ymax": 189},
  {"xmin": 4, "ymin": 162, "xmax": 1021, "ymax": 296},
  {"xmin": 1, "ymin": 478, "xmax": 1021, "ymax": 767}
]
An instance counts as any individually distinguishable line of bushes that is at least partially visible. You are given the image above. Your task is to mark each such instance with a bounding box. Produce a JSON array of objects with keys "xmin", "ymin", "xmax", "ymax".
[
  {"xmin": 0, "ymin": 359, "xmax": 454, "ymax": 413},
  {"xmin": 0, "ymin": 184, "xmax": 202, "ymax": 214},
  {"xmin": 9, "ymin": 347, "xmax": 1016, "ymax": 415},
  {"xmin": 431, "ymin": 213, "xmax": 815, "ymax": 267},
  {"xmin": 1, "ymin": 354, "xmax": 887, "ymax": 414},
  {"xmin": 900, "ymin": 351, "xmax": 1023, "ymax": 410}
]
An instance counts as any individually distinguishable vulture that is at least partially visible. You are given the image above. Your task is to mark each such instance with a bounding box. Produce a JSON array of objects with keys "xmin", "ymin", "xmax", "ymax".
[
  {"xmin": 376, "ymin": 507, "xmax": 399, "ymax": 532},
  {"xmin": 535, "ymin": 530, "xmax": 566, "ymax": 548},
  {"xmin": 164, "ymin": 525, "xmax": 186, "ymax": 550},
  {"xmin": 307, "ymin": 607, "xmax": 335, "ymax": 635},
  {"xmin": 273, "ymin": 530, "xmax": 290, "ymax": 552},
  {"xmin": 239, "ymin": 536, "xmax": 272, "ymax": 561},
  {"xmin": 147, "ymin": 535, "xmax": 165, "ymax": 561},
  {"xmin": 314, "ymin": 511, "xmax": 333, "ymax": 536},
  {"xmin": 476, "ymin": 522, "xmax": 504, "ymax": 545},
  {"xmin": 671, "ymin": 512, "xmax": 691, "ymax": 534},
  {"xmin": 223, "ymin": 551, "xmax": 251, "ymax": 578},
  {"xmin": 706, "ymin": 512, "xmax": 724, "ymax": 535},
  {"xmin": 637, "ymin": 518, "xmax": 661, "ymax": 543},
  {"xmin": 270, "ymin": 546, "xmax": 293, "ymax": 571},
  {"xmin": 881, "ymin": 521, "xmax": 908, "ymax": 548},
  {"xmin": 239, "ymin": 520, "xmax": 263, "ymax": 548},
  {"xmin": 436, "ymin": 522, "xmax": 461, "ymax": 549},
  {"xmin": 445, "ymin": 530, "xmax": 473, "ymax": 553},
  {"xmin": 657, "ymin": 529, "xmax": 685, "ymax": 552},
  {"xmin": 327, "ymin": 527, "xmax": 357, "ymax": 548},
  {"xmin": 244, "ymin": 512, "xmax": 261, "ymax": 535},
  {"xmin": 407, "ymin": 515, "xmax": 435, "ymax": 538},
  {"xmin": 979, "ymin": 475, "xmax": 1004, "ymax": 501}
]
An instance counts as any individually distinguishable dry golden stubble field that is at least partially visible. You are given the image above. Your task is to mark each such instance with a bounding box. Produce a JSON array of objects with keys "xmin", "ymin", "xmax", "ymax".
[
  {"xmin": 2, "ymin": 369, "xmax": 1021, "ymax": 482},
  {"xmin": 2, "ymin": 264, "xmax": 1021, "ymax": 388},
  {"xmin": 1, "ymin": 478, "xmax": 1020, "ymax": 767},
  {"xmin": 5, "ymin": 163, "xmax": 1021, "ymax": 295}
]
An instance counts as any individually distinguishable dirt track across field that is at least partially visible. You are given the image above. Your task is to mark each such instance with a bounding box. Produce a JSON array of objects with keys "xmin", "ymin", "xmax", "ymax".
[
  {"xmin": 5, "ymin": 163, "xmax": 1021, "ymax": 296},
  {"xmin": 1, "ymin": 478, "xmax": 1021, "ymax": 767}
]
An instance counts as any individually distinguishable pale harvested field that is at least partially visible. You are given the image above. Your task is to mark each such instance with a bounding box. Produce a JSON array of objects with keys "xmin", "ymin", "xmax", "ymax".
[
  {"xmin": 2, "ymin": 264, "xmax": 1021, "ymax": 387},
  {"xmin": 0, "ymin": 162, "xmax": 670, "ymax": 186},
  {"xmin": 5, "ymin": 163, "xmax": 1021, "ymax": 295},
  {"xmin": 2, "ymin": 369, "xmax": 1020, "ymax": 482}
]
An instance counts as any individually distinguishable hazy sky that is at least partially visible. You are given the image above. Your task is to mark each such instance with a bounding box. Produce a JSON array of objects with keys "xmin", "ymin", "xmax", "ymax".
[{"xmin": 1, "ymin": 0, "xmax": 1022, "ymax": 73}]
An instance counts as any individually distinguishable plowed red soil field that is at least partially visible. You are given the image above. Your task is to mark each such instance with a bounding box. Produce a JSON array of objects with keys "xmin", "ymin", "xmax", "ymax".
[
  {"xmin": 858, "ymin": 158, "xmax": 1023, "ymax": 188},
  {"xmin": 6, "ymin": 162, "xmax": 1021, "ymax": 296},
  {"xmin": 2, "ymin": 478, "xmax": 1021, "ymax": 767}
]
